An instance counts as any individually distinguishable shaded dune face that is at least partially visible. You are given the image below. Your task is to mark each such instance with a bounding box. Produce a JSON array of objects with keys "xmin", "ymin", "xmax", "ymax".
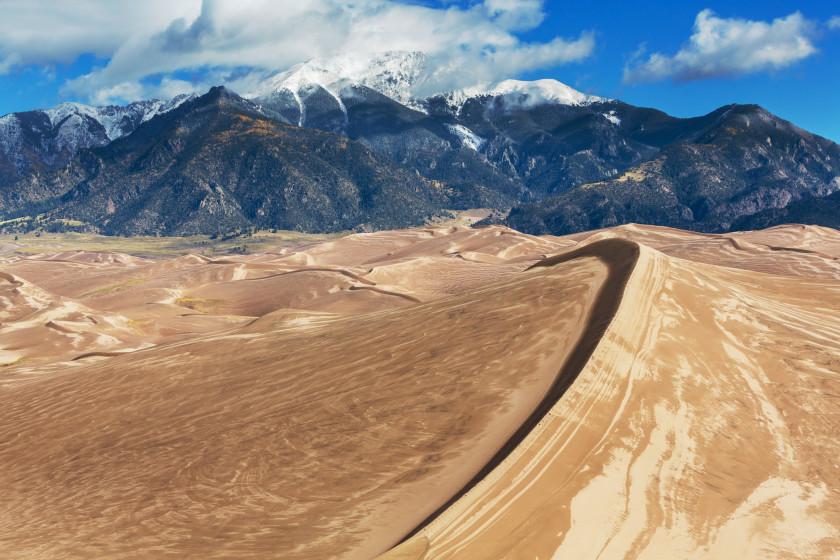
[{"xmin": 1, "ymin": 223, "xmax": 839, "ymax": 559}]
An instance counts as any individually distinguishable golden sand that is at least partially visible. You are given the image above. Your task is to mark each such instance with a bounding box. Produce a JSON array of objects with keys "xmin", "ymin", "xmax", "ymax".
[{"xmin": 1, "ymin": 224, "xmax": 838, "ymax": 558}]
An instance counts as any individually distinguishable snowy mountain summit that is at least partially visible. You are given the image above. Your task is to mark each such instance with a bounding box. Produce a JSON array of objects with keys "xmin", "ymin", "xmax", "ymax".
[
  {"xmin": 42, "ymin": 95, "xmax": 195, "ymax": 143},
  {"xmin": 248, "ymin": 51, "xmax": 427, "ymax": 112},
  {"xmin": 0, "ymin": 94, "xmax": 195, "ymax": 179},
  {"xmin": 433, "ymin": 78, "xmax": 606, "ymax": 116},
  {"xmin": 455, "ymin": 79, "xmax": 603, "ymax": 106},
  {"xmin": 248, "ymin": 51, "xmax": 604, "ymax": 116}
]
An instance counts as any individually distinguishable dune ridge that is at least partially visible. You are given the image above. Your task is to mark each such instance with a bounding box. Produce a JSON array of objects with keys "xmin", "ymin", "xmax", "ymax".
[
  {"xmin": 393, "ymin": 238, "xmax": 840, "ymax": 559},
  {"xmin": 402, "ymin": 238, "xmax": 640, "ymax": 542}
]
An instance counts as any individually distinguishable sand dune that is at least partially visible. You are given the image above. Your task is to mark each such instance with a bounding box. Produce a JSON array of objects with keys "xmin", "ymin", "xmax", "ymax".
[
  {"xmin": 1, "ymin": 223, "xmax": 839, "ymax": 558},
  {"xmin": 569, "ymin": 222, "xmax": 840, "ymax": 279},
  {"xmin": 393, "ymin": 234, "xmax": 840, "ymax": 559},
  {"xmin": 0, "ymin": 271, "xmax": 147, "ymax": 381},
  {"xmin": 1, "ymin": 226, "xmax": 562, "ymax": 363},
  {"xmin": 0, "ymin": 244, "xmax": 608, "ymax": 558}
]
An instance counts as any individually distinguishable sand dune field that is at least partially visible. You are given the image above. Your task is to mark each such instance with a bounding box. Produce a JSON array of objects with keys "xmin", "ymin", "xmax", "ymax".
[{"xmin": 1, "ymin": 224, "xmax": 838, "ymax": 558}]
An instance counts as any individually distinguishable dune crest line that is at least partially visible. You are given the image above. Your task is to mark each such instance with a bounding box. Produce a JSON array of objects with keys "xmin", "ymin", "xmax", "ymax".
[{"xmin": 397, "ymin": 237, "xmax": 641, "ymax": 545}]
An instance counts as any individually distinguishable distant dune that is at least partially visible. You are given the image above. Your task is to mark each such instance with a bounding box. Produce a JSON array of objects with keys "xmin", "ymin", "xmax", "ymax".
[{"xmin": 1, "ymin": 224, "xmax": 838, "ymax": 558}]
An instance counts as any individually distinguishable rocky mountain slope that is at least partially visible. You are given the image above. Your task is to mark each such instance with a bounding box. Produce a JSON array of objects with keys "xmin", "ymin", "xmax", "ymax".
[
  {"xmin": 249, "ymin": 52, "xmax": 839, "ymax": 217},
  {"xmin": 248, "ymin": 54, "xmax": 745, "ymax": 205},
  {"xmin": 6, "ymin": 87, "xmax": 455, "ymax": 235},
  {"xmin": 504, "ymin": 105, "xmax": 840, "ymax": 234},
  {"xmin": 731, "ymin": 188, "xmax": 840, "ymax": 231},
  {"xmin": 2, "ymin": 51, "xmax": 840, "ymax": 235},
  {"xmin": 0, "ymin": 95, "xmax": 195, "ymax": 185}
]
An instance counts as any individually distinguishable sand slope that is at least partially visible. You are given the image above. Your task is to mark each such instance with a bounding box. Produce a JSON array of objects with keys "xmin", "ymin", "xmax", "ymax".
[
  {"xmin": 0, "ymin": 226, "xmax": 562, "ymax": 377},
  {"xmin": 0, "ymin": 240, "xmax": 606, "ymax": 558},
  {"xmin": 395, "ymin": 236, "xmax": 840, "ymax": 560}
]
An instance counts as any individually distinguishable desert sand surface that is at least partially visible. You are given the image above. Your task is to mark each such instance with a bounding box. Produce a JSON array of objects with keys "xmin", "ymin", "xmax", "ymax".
[{"xmin": 1, "ymin": 223, "xmax": 839, "ymax": 558}]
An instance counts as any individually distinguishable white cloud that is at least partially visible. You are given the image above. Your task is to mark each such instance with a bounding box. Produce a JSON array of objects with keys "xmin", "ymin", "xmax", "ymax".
[
  {"xmin": 421, "ymin": 33, "xmax": 595, "ymax": 95},
  {"xmin": 624, "ymin": 10, "xmax": 818, "ymax": 84},
  {"xmin": 0, "ymin": 0, "xmax": 594, "ymax": 104},
  {"xmin": 0, "ymin": 51, "xmax": 21, "ymax": 75},
  {"xmin": 483, "ymin": 0, "xmax": 545, "ymax": 32},
  {"xmin": 829, "ymin": 16, "xmax": 840, "ymax": 30},
  {"xmin": 0, "ymin": 1, "xmax": 198, "ymax": 67},
  {"xmin": 155, "ymin": 77, "xmax": 204, "ymax": 100},
  {"xmin": 87, "ymin": 81, "xmax": 147, "ymax": 106}
]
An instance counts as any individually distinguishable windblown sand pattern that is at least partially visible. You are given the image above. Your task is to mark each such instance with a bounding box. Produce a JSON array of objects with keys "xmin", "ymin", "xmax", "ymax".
[{"xmin": 1, "ymin": 224, "xmax": 838, "ymax": 558}]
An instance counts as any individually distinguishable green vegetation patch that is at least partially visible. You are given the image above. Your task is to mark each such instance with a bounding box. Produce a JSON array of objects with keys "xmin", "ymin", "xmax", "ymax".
[
  {"xmin": 0, "ymin": 229, "xmax": 344, "ymax": 258},
  {"xmin": 79, "ymin": 278, "xmax": 148, "ymax": 299},
  {"xmin": 174, "ymin": 297, "xmax": 224, "ymax": 314}
]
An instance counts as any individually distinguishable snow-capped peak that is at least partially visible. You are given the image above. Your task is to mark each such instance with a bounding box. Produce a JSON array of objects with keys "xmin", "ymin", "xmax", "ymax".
[
  {"xmin": 250, "ymin": 62, "xmax": 350, "ymax": 99},
  {"xmin": 489, "ymin": 79, "xmax": 604, "ymax": 105},
  {"xmin": 248, "ymin": 61, "xmax": 353, "ymax": 126},
  {"xmin": 0, "ymin": 94, "xmax": 197, "ymax": 177},
  {"xmin": 43, "ymin": 94, "xmax": 196, "ymax": 141},
  {"xmin": 250, "ymin": 51, "xmax": 605, "ymax": 117},
  {"xmin": 436, "ymin": 79, "xmax": 606, "ymax": 114},
  {"xmin": 355, "ymin": 51, "xmax": 426, "ymax": 106},
  {"xmin": 249, "ymin": 51, "xmax": 426, "ymax": 108}
]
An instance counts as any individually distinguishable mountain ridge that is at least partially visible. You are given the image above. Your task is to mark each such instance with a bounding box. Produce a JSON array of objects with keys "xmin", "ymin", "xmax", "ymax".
[
  {"xmin": 0, "ymin": 94, "xmax": 196, "ymax": 184},
  {"xmin": 501, "ymin": 104, "xmax": 840, "ymax": 235},
  {"xmin": 2, "ymin": 52, "xmax": 839, "ymax": 236},
  {"xmin": 5, "ymin": 87, "xmax": 463, "ymax": 235}
]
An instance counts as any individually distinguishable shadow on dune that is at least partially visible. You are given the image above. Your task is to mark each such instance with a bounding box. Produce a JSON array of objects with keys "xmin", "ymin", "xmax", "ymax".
[{"xmin": 399, "ymin": 237, "xmax": 641, "ymax": 543}]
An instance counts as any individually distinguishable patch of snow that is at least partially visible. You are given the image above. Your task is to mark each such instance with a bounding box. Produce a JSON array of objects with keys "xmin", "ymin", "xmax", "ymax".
[
  {"xmin": 603, "ymin": 110, "xmax": 621, "ymax": 125},
  {"xmin": 445, "ymin": 123, "xmax": 485, "ymax": 151},
  {"xmin": 289, "ymin": 87, "xmax": 306, "ymax": 127}
]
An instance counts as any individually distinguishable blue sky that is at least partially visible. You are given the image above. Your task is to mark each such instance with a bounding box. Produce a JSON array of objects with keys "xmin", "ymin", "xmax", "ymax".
[
  {"xmin": 1, "ymin": 0, "xmax": 838, "ymax": 142},
  {"xmin": 519, "ymin": 0, "xmax": 840, "ymax": 142}
]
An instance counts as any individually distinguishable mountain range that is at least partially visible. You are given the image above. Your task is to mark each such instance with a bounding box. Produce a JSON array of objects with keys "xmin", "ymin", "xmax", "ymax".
[{"xmin": 1, "ymin": 51, "xmax": 838, "ymax": 236}]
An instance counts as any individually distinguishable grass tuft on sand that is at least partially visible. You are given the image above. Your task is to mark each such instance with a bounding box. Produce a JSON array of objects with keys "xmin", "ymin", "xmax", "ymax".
[{"xmin": 174, "ymin": 297, "xmax": 224, "ymax": 314}]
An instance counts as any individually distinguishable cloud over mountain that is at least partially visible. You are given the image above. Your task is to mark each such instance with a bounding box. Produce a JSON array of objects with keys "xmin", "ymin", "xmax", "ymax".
[
  {"xmin": 0, "ymin": 0, "xmax": 594, "ymax": 105},
  {"xmin": 623, "ymin": 10, "xmax": 818, "ymax": 84}
]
